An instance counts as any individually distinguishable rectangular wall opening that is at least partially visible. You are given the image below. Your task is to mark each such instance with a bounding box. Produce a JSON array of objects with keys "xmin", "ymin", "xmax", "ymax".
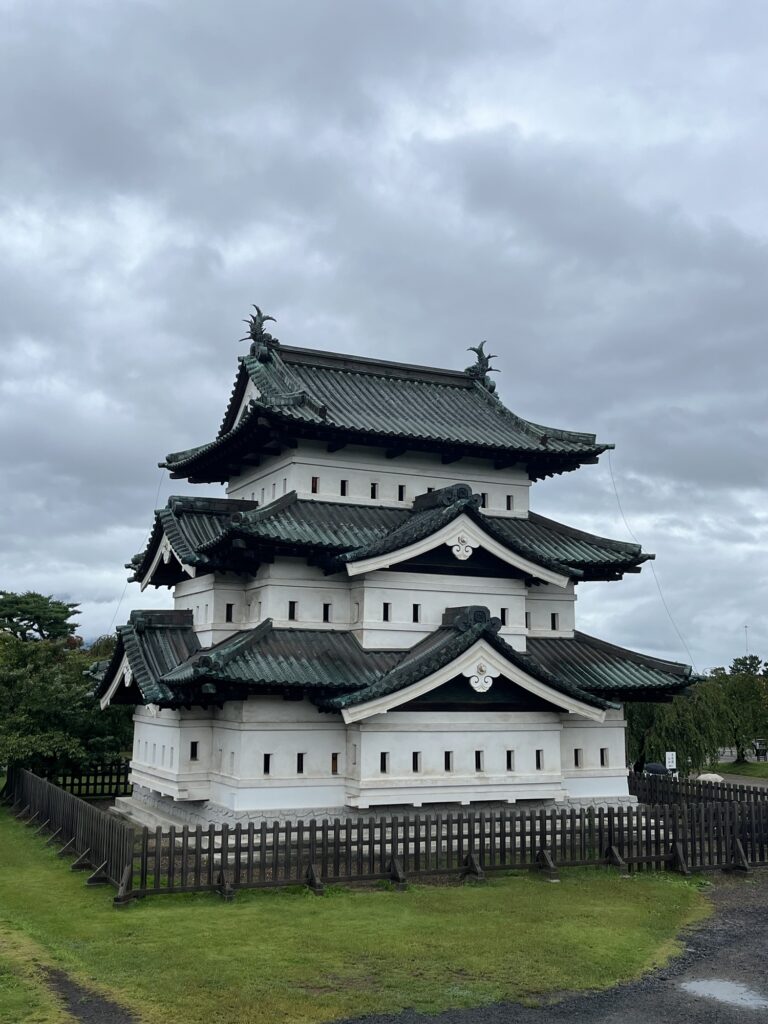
[
  {"xmin": 500, "ymin": 607, "xmax": 508, "ymax": 626},
  {"xmin": 506, "ymin": 494, "xmax": 514, "ymax": 511},
  {"xmin": 398, "ymin": 484, "xmax": 406, "ymax": 501},
  {"xmin": 382, "ymin": 602, "xmax": 391, "ymax": 622},
  {"xmin": 331, "ymin": 752, "xmax": 339, "ymax": 775},
  {"xmin": 297, "ymin": 753, "xmax": 305, "ymax": 774},
  {"xmin": 480, "ymin": 492, "xmax": 489, "ymax": 508},
  {"xmin": 412, "ymin": 751, "xmax": 422, "ymax": 773},
  {"xmin": 444, "ymin": 750, "xmax": 453, "ymax": 772},
  {"xmin": 380, "ymin": 751, "xmax": 389, "ymax": 774},
  {"xmin": 525, "ymin": 611, "xmax": 531, "ymax": 629},
  {"xmin": 475, "ymin": 750, "xmax": 484, "ymax": 772},
  {"xmin": 370, "ymin": 482, "xmax": 379, "ymax": 499},
  {"xmin": 225, "ymin": 602, "xmax": 234, "ymax": 623},
  {"xmin": 574, "ymin": 748, "xmax": 583, "ymax": 769},
  {"xmin": 600, "ymin": 747, "xmax": 609, "ymax": 767},
  {"xmin": 311, "ymin": 476, "xmax": 319, "ymax": 494},
  {"xmin": 535, "ymin": 749, "xmax": 544, "ymax": 771},
  {"xmin": 412, "ymin": 603, "xmax": 420, "ymax": 623},
  {"xmin": 288, "ymin": 600, "xmax": 298, "ymax": 621},
  {"xmin": 340, "ymin": 479, "xmax": 348, "ymax": 496},
  {"xmin": 190, "ymin": 741, "xmax": 198, "ymax": 762},
  {"xmin": 550, "ymin": 612, "xmax": 560, "ymax": 630},
  {"xmin": 263, "ymin": 753, "xmax": 272, "ymax": 775},
  {"xmin": 506, "ymin": 749, "xmax": 515, "ymax": 772},
  {"xmin": 322, "ymin": 602, "xmax": 332, "ymax": 623}
]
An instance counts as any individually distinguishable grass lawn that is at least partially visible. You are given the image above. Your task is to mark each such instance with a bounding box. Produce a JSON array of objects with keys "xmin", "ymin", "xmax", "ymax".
[
  {"xmin": 716, "ymin": 761, "xmax": 768, "ymax": 779},
  {"xmin": 0, "ymin": 807, "xmax": 709, "ymax": 1024}
]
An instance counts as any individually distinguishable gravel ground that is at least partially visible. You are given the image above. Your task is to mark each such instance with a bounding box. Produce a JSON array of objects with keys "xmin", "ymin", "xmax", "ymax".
[{"xmin": 340, "ymin": 870, "xmax": 768, "ymax": 1024}]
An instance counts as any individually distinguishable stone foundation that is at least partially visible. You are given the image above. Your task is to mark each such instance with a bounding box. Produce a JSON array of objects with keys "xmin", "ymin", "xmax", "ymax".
[{"xmin": 115, "ymin": 784, "xmax": 636, "ymax": 829}]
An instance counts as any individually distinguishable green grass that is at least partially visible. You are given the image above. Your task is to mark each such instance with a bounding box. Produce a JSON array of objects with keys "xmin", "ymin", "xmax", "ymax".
[
  {"xmin": 716, "ymin": 761, "xmax": 768, "ymax": 779},
  {"xmin": 0, "ymin": 808, "xmax": 709, "ymax": 1024}
]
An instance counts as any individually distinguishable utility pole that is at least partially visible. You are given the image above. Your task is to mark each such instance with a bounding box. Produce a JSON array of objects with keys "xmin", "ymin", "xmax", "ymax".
[{"xmin": 745, "ymin": 624, "xmax": 749, "ymax": 656}]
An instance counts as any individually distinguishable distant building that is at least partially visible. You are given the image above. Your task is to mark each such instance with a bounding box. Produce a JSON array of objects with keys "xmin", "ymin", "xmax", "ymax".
[{"xmin": 97, "ymin": 309, "xmax": 692, "ymax": 825}]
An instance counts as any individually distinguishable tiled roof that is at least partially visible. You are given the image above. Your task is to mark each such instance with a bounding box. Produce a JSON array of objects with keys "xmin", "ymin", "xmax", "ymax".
[
  {"xmin": 527, "ymin": 632, "xmax": 692, "ymax": 698},
  {"xmin": 130, "ymin": 491, "xmax": 651, "ymax": 585},
  {"xmin": 163, "ymin": 343, "xmax": 611, "ymax": 481},
  {"xmin": 95, "ymin": 609, "xmax": 690, "ymax": 711},
  {"xmin": 93, "ymin": 610, "xmax": 201, "ymax": 704}
]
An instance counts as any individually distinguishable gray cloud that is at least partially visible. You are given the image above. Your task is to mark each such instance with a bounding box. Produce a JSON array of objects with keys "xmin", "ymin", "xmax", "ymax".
[{"xmin": 1, "ymin": 0, "xmax": 766, "ymax": 669}]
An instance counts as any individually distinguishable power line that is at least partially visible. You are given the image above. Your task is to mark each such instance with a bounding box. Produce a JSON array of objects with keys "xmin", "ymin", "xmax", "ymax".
[
  {"xmin": 105, "ymin": 467, "xmax": 165, "ymax": 636},
  {"xmin": 606, "ymin": 450, "xmax": 698, "ymax": 674}
]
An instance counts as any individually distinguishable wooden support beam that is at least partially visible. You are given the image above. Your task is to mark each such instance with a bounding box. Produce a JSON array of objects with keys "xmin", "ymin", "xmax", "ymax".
[
  {"xmin": 14, "ymin": 804, "xmax": 30, "ymax": 820},
  {"xmin": 70, "ymin": 848, "xmax": 92, "ymax": 871},
  {"xmin": 33, "ymin": 818, "xmax": 50, "ymax": 836},
  {"xmin": 57, "ymin": 836, "xmax": 77, "ymax": 858},
  {"xmin": 326, "ymin": 441, "xmax": 347, "ymax": 453},
  {"xmin": 669, "ymin": 841, "xmax": 691, "ymax": 876},
  {"xmin": 534, "ymin": 847, "xmax": 560, "ymax": 882},
  {"xmin": 24, "ymin": 810, "xmax": 40, "ymax": 828},
  {"xmin": 724, "ymin": 838, "xmax": 751, "ymax": 873},
  {"xmin": 385, "ymin": 446, "xmax": 408, "ymax": 460},
  {"xmin": 387, "ymin": 856, "xmax": 407, "ymax": 891},
  {"xmin": 459, "ymin": 852, "xmax": 486, "ymax": 883},
  {"xmin": 45, "ymin": 827, "xmax": 63, "ymax": 847},
  {"xmin": 216, "ymin": 868, "xmax": 236, "ymax": 901},
  {"xmin": 305, "ymin": 863, "xmax": 325, "ymax": 894},
  {"xmin": 604, "ymin": 845, "xmax": 629, "ymax": 877},
  {"xmin": 441, "ymin": 452, "xmax": 462, "ymax": 465},
  {"xmin": 86, "ymin": 860, "xmax": 111, "ymax": 886},
  {"xmin": 113, "ymin": 865, "xmax": 136, "ymax": 908}
]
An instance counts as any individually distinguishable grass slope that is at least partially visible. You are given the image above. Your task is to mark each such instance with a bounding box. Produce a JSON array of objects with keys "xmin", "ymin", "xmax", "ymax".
[
  {"xmin": 716, "ymin": 761, "xmax": 768, "ymax": 779},
  {"xmin": 0, "ymin": 808, "xmax": 708, "ymax": 1024}
]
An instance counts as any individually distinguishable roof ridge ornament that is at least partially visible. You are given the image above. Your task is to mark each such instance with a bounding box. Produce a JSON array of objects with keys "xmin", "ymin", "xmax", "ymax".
[
  {"xmin": 464, "ymin": 341, "xmax": 499, "ymax": 393},
  {"xmin": 241, "ymin": 304, "xmax": 280, "ymax": 361}
]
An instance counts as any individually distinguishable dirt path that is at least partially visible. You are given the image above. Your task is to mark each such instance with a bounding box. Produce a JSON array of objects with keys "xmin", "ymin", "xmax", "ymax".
[
  {"xmin": 340, "ymin": 871, "xmax": 768, "ymax": 1024},
  {"xmin": 44, "ymin": 969, "xmax": 137, "ymax": 1024}
]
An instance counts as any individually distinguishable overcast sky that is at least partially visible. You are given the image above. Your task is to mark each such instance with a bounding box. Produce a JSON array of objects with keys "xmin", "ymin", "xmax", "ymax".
[{"xmin": 1, "ymin": 0, "xmax": 766, "ymax": 671}]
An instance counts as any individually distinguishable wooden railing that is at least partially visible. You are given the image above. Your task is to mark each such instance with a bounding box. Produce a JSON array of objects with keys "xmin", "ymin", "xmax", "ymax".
[
  {"xmin": 4, "ymin": 770, "xmax": 768, "ymax": 907},
  {"xmin": 49, "ymin": 763, "xmax": 132, "ymax": 801},
  {"xmin": 628, "ymin": 771, "xmax": 768, "ymax": 806}
]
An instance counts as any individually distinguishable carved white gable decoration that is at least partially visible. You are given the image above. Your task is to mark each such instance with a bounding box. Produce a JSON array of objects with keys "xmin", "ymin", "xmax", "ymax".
[
  {"xmin": 160, "ymin": 536, "xmax": 173, "ymax": 564},
  {"xmin": 463, "ymin": 659, "xmax": 501, "ymax": 692},
  {"xmin": 448, "ymin": 530, "xmax": 479, "ymax": 561}
]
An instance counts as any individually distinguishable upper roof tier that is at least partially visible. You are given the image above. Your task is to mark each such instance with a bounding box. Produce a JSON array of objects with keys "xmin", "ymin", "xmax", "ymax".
[
  {"xmin": 129, "ymin": 487, "xmax": 653, "ymax": 588},
  {"xmin": 162, "ymin": 319, "xmax": 613, "ymax": 482}
]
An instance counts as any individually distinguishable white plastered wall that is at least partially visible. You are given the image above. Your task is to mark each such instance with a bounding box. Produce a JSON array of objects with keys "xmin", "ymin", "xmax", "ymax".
[{"xmin": 226, "ymin": 442, "xmax": 531, "ymax": 516}]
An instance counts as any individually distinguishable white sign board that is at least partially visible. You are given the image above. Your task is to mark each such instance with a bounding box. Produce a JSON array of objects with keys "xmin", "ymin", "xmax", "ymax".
[{"xmin": 665, "ymin": 751, "xmax": 677, "ymax": 770}]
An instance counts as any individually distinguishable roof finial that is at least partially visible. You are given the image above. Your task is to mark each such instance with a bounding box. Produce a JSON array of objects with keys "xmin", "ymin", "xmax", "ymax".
[
  {"xmin": 465, "ymin": 341, "xmax": 499, "ymax": 392},
  {"xmin": 241, "ymin": 305, "xmax": 279, "ymax": 360}
]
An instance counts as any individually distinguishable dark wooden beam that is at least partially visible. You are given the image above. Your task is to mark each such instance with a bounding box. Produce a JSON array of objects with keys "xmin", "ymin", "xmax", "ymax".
[
  {"xmin": 441, "ymin": 451, "xmax": 462, "ymax": 465},
  {"xmin": 385, "ymin": 445, "xmax": 408, "ymax": 459},
  {"xmin": 327, "ymin": 441, "xmax": 347, "ymax": 453}
]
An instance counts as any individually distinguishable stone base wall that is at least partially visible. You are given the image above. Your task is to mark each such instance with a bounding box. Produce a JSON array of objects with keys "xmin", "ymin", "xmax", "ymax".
[{"xmin": 122, "ymin": 784, "xmax": 636, "ymax": 828}]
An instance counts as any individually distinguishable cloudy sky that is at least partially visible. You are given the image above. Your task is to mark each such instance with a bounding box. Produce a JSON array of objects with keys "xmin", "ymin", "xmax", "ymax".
[{"xmin": 1, "ymin": 0, "xmax": 766, "ymax": 672}]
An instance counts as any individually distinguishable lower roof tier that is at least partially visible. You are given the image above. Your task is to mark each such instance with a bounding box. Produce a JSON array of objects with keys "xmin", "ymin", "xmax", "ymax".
[
  {"xmin": 129, "ymin": 485, "xmax": 653, "ymax": 589},
  {"xmin": 95, "ymin": 606, "xmax": 693, "ymax": 720}
]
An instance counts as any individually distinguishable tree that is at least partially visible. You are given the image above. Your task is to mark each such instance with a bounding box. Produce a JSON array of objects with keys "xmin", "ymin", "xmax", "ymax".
[
  {"xmin": 709, "ymin": 655, "xmax": 768, "ymax": 763},
  {"xmin": 0, "ymin": 591, "xmax": 79, "ymax": 642},
  {"xmin": 0, "ymin": 632, "xmax": 133, "ymax": 776},
  {"xmin": 626, "ymin": 653, "xmax": 768, "ymax": 773}
]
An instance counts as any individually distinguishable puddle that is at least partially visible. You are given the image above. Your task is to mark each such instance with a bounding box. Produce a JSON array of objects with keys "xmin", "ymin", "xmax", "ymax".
[{"xmin": 680, "ymin": 979, "xmax": 768, "ymax": 1009}]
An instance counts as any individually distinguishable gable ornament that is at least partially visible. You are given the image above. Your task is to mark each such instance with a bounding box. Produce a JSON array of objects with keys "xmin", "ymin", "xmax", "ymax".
[
  {"xmin": 462, "ymin": 659, "xmax": 501, "ymax": 693},
  {"xmin": 448, "ymin": 532, "xmax": 478, "ymax": 561}
]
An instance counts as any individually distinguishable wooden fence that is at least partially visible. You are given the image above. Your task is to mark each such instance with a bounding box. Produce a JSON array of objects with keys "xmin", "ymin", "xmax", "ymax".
[
  {"xmin": 4, "ymin": 769, "xmax": 768, "ymax": 907},
  {"xmin": 4, "ymin": 770, "xmax": 134, "ymax": 888},
  {"xmin": 628, "ymin": 771, "xmax": 768, "ymax": 806},
  {"xmin": 48, "ymin": 762, "xmax": 132, "ymax": 801}
]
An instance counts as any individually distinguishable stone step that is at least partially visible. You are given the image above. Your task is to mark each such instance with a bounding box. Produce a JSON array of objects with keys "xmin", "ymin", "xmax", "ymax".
[{"xmin": 109, "ymin": 796, "xmax": 189, "ymax": 831}]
